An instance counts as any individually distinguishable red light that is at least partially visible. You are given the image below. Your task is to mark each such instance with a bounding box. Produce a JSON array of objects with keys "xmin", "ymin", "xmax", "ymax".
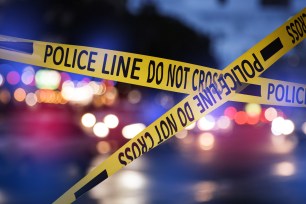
[
  {"xmin": 224, "ymin": 106, "xmax": 237, "ymax": 120},
  {"xmin": 247, "ymin": 115, "xmax": 259, "ymax": 125},
  {"xmin": 234, "ymin": 111, "xmax": 247, "ymax": 125}
]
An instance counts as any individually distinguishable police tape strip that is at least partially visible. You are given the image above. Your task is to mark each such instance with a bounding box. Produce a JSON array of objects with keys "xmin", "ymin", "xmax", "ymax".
[
  {"xmin": 1, "ymin": 35, "xmax": 305, "ymax": 108},
  {"xmin": 0, "ymin": 8, "xmax": 305, "ymax": 204},
  {"xmin": 48, "ymin": 8, "xmax": 305, "ymax": 203},
  {"xmin": 0, "ymin": 20, "xmax": 297, "ymax": 97},
  {"xmin": 0, "ymin": 14, "xmax": 305, "ymax": 106},
  {"xmin": 0, "ymin": 33, "xmax": 220, "ymax": 94},
  {"xmin": 233, "ymin": 78, "xmax": 306, "ymax": 107}
]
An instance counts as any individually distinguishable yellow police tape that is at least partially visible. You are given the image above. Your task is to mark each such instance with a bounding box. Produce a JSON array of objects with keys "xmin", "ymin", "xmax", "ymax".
[
  {"xmin": 0, "ymin": 7, "xmax": 304, "ymax": 204},
  {"xmin": 233, "ymin": 78, "xmax": 306, "ymax": 107},
  {"xmin": 53, "ymin": 8, "xmax": 306, "ymax": 203},
  {"xmin": 1, "ymin": 36, "xmax": 305, "ymax": 107}
]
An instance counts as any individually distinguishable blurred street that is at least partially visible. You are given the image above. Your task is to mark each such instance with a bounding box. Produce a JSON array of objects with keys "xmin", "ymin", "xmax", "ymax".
[
  {"xmin": 1, "ymin": 109, "xmax": 306, "ymax": 204},
  {"xmin": 0, "ymin": 0, "xmax": 306, "ymax": 203}
]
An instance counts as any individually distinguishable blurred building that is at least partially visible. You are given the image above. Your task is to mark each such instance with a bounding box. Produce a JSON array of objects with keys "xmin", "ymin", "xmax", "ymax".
[{"xmin": 129, "ymin": 0, "xmax": 306, "ymax": 68}]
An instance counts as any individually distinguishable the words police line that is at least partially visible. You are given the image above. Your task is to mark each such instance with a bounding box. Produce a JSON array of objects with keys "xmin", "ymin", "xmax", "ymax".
[
  {"xmin": 1, "ymin": 34, "xmax": 306, "ymax": 107},
  {"xmin": 1, "ymin": 40, "xmax": 306, "ymax": 107},
  {"xmin": 0, "ymin": 8, "xmax": 305, "ymax": 204},
  {"xmin": 1, "ymin": 12, "xmax": 306, "ymax": 107},
  {"xmin": 0, "ymin": 11, "xmax": 301, "ymax": 95}
]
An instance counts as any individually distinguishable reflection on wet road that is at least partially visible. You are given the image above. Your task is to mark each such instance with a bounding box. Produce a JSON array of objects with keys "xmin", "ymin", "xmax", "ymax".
[{"xmin": 75, "ymin": 132, "xmax": 306, "ymax": 204}]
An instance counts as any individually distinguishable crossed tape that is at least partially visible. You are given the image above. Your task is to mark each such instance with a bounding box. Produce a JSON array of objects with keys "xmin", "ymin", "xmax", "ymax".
[{"xmin": 0, "ymin": 8, "xmax": 305, "ymax": 204}]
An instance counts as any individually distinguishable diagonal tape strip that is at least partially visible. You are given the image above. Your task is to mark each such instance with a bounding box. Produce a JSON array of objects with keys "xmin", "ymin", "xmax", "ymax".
[{"xmin": 48, "ymin": 8, "xmax": 306, "ymax": 203}]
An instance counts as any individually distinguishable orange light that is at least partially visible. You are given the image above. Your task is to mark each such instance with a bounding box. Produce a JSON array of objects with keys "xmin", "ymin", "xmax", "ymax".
[
  {"xmin": 0, "ymin": 89, "xmax": 11, "ymax": 104},
  {"xmin": 96, "ymin": 141, "xmax": 111, "ymax": 154},
  {"xmin": 234, "ymin": 111, "xmax": 247, "ymax": 125},
  {"xmin": 198, "ymin": 133, "xmax": 215, "ymax": 150},
  {"xmin": 247, "ymin": 115, "xmax": 259, "ymax": 125},
  {"xmin": 14, "ymin": 88, "xmax": 26, "ymax": 102}
]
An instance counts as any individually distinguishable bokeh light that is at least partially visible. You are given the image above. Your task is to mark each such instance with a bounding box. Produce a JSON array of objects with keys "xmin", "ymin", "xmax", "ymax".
[
  {"xmin": 197, "ymin": 115, "xmax": 215, "ymax": 131},
  {"xmin": 14, "ymin": 88, "xmax": 26, "ymax": 102},
  {"xmin": 128, "ymin": 90, "xmax": 142, "ymax": 104},
  {"xmin": 93, "ymin": 122, "xmax": 109, "ymax": 138},
  {"xmin": 35, "ymin": 90, "xmax": 66, "ymax": 104},
  {"xmin": 89, "ymin": 81, "xmax": 105, "ymax": 95},
  {"xmin": 272, "ymin": 161, "xmax": 296, "ymax": 177},
  {"xmin": 271, "ymin": 134, "xmax": 298, "ymax": 154},
  {"xmin": 81, "ymin": 113, "xmax": 96, "ymax": 128},
  {"xmin": 96, "ymin": 141, "xmax": 111, "ymax": 154},
  {"xmin": 61, "ymin": 80, "xmax": 94, "ymax": 105},
  {"xmin": 0, "ymin": 89, "xmax": 11, "ymax": 104},
  {"xmin": 21, "ymin": 66, "xmax": 35, "ymax": 85},
  {"xmin": 175, "ymin": 129, "xmax": 188, "ymax": 139},
  {"xmin": 302, "ymin": 122, "xmax": 306, "ymax": 135},
  {"xmin": 25, "ymin": 92, "xmax": 37, "ymax": 106},
  {"xmin": 158, "ymin": 94, "xmax": 174, "ymax": 109},
  {"xmin": 198, "ymin": 133, "xmax": 215, "ymax": 150},
  {"xmin": 0, "ymin": 74, "xmax": 4, "ymax": 86},
  {"xmin": 7, "ymin": 71, "xmax": 20, "ymax": 85},
  {"xmin": 271, "ymin": 117, "xmax": 284, "ymax": 136},
  {"xmin": 217, "ymin": 116, "xmax": 231, "ymax": 129},
  {"xmin": 122, "ymin": 123, "xmax": 146, "ymax": 139},
  {"xmin": 224, "ymin": 106, "xmax": 237, "ymax": 120},
  {"xmin": 118, "ymin": 171, "xmax": 147, "ymax": 190},
  {"xmin": 245, "ymin": 103, "xmax": 261, "ymax": 117},
  {"xmin": 234, "ymin": 111, "xmax": 247, "ymax": 125},
  {"xmin": 282, "ymin": 119, "xmax": 295, "ymax": 135},
  {"xmin": 265, "ymin": 107, "xmax": 278, "ymax": 121},
  {"xmin": 104, "ymin": 114, "xmax": 119, "ymax": 129},
  {"xmin": 247, "ymin": 115, "xmax": 260, "ymax": 125},
  {"xmin": 35, "ymin": 70, "xmax": 61, "ymax": 90},
  {"xmin": 194, "ymin": 181, "xmax": 217, "ymax": 202},
  {"xmin": 271, "ymin": 117, "xmax": 295, "ymax": 136}
]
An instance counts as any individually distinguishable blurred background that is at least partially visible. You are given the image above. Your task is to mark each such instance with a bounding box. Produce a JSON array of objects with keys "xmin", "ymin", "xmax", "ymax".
[{"xmin": 0, "ymin": 0, "xmax": 306, "ymax": 203}]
